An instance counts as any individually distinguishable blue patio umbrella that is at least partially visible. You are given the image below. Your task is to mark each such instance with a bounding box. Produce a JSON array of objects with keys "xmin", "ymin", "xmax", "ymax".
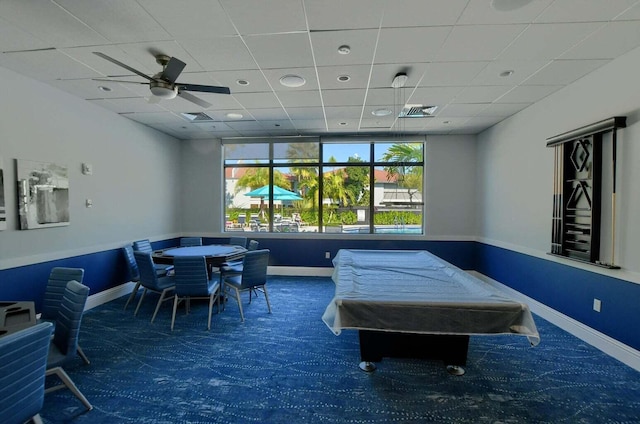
[
  {"xmin": 244, "ymin": 185, "xmax": 303, "ymax": 218},
  {"xmin": 244, "ymin": 185, "xmax": 302, "ymax": 201}
]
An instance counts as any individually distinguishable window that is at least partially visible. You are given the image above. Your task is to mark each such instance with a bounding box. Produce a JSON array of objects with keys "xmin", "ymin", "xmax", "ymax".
[{"xmin": 223, "ymin": 138, "xmax": 424, "ymax": 234}]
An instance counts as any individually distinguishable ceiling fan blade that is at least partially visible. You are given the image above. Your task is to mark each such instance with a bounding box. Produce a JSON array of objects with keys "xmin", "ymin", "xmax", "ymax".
[
  {"xmin": 93, "ymin": 52, "xmax": 154, "ymax": 82},
  {"xmin": 147, "ymin": 95, "xmax": 162, "ymax": 104},
  {"xmin": 177, "ymin": 83, "xmax": 231, "ymax": 95},
  {"xmin": 161, "ymin": 57, "xmax": 186, "ymax": 83},
  {"xmin": 92, "ymin": 78, "xmax": 149, "ymax": 85},
  {"xmin": 177, "ymin": 91, "xmax": 212, "ymax": 108}
]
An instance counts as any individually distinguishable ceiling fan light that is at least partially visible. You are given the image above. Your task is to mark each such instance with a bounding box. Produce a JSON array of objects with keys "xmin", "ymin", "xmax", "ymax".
[{"xmin": 150, "ymin": 85, "xmax": 177, "ymax": 99}]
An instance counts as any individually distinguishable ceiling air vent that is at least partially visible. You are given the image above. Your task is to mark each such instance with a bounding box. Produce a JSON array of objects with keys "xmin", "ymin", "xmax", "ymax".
[
  {"xmin": 180, "ymin": 112, "xmax": 215, "ymax": 122},
  {"xmin": 399, "ymin": 104, "xmax": 438, "ymax": 118}
]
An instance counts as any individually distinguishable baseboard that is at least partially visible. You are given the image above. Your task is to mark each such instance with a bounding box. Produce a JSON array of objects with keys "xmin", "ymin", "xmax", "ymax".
[
  {"xmin": 469, "ymin": 271, "xmax": 640, "ymax": 372},
  {"xmin": 86, "ymin": 282, "xmax": 137, "ymax": 311},
  {"xmin": 268, "ymin": 266, "xmax": 333, "ymax": 277}
]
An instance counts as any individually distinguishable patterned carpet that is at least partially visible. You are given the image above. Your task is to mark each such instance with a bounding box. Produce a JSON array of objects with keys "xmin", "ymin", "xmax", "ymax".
[{"xmin": 41, "ymin": 276, "xmax": 640, "ymax": 423}]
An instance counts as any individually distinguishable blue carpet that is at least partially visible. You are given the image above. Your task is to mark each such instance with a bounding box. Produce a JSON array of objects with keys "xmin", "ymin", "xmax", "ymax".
[{"xmin": 41, "ymin": 276, "xmax": 640, "ymax": 423}]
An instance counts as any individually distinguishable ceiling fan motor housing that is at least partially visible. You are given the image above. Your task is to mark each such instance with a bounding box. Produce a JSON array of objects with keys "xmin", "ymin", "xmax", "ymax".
[{"xmin": 150, "ymin": 78, "xmax": 178, "ymax": 99}]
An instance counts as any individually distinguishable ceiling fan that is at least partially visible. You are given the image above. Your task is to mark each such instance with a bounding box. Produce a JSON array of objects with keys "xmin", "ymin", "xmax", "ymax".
[{"xmin": 92, "ymin": 51, "xmax": 230, "ymax": 108}]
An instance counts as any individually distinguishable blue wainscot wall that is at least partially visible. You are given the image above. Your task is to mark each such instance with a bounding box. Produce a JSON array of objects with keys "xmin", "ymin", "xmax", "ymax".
[{"xmin": 1, "ymin": 238, "xmax": 638, "ymax": 352}]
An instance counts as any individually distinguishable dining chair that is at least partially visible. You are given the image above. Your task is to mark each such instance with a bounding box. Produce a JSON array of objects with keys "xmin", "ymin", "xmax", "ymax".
[
  {"xmin": 180, "ymin": 237, "xmax": 203, "ymax": 247},
  {"xmin": 133, "ymin": 251, "xmax": 176, "ymax": 323},
  {"xmin": 223, "ymin": 249, "xmax": 271, "ymax": 322},
  {"xmin": 45, "ymin": 280, "xmax": 92, "ymax": 411},
  {"xmin": 171, "ymin": 256, "xmax": 221, "ymax": 331},
  {"xmin": 219, "ymin": 240, "xmax": 259, "ymax": 283},
  {"xmin": 0, "ymin": 322, "xmax": 53, "ymax": 424},
  {"xmin": 40, "ymin": 267, "xmax": 90, "ymax": 365},
  {"xmin": 132, "ymin": 239, "xmax": 173, "ymax": 275},
  {"xmin": 228, "ymin": 236, "xmax": 247, "ymax": 248}
]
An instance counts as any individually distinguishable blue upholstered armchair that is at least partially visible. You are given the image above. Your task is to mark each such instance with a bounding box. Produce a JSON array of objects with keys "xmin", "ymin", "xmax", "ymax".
[
  {"xmin": 223, "ymin": 249, "xmax": 271, "ymax": 322},
  {"xmin": 40, "ymin": 267, "xmax": 90, "ymax": 365},
  {"xmin": 171, "ymin": 256, "xmax": 221, "ymax": 331},
  {"xmin": 45, "ymin": 280, "xmax": 92, "ymax": 411},
  {"xmin": 0, "ymin": 322, "xmax": 53, "ymax": 424},
  {"xmin": 133, "ymin": 251, "xmax": 175, "ymax": 323}
]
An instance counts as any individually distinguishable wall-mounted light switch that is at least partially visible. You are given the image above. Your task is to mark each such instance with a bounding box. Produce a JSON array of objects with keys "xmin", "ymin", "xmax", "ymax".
[{"xmin": 82, "ymin": 163, "xmax": 93, "ymax": 175}]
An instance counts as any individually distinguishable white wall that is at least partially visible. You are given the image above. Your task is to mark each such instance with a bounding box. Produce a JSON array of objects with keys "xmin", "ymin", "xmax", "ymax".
[
  {"xmin": 180, "ymin": 138, "xmax": 223, "ymax": 233},
  {"xmin": 477, "ymin": 44, "xmax": 640, "ymax": 279},
  {"xmin": 425, "ymin": 135, "xmax": 477, "ymax": 238},
  {"xmin": 0, "ymin": 66, "xmax": 182, "ymax": 269}
]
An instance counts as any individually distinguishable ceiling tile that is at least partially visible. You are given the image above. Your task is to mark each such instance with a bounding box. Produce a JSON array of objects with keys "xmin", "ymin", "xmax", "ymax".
[
  {"xmin": 137, "ymin": 0, "xmax": 237, "ymax": 38},
  {"xmin": 210, "ymin": 70, "xmax": 273, "ymax": 93},
  {"xmin": 317, "ymin": 64, "xmax": 372, "ymax": 89},
  {"xmin": 369, "ymin": 63, "xmax": 429, "ymax": 88},
  {"xmin": 452, "ymin": 86, "xmax": 512, "ymax": 104},
  {"xmin": 247, "ymin": 108, "xmax": 291, "ymax": 121},
  {"xmin": 0, "ymin": 49, "xmax": 101, "ymax": 81},
  {"xmin": 221, "ymin": 0, "xmax": 307, "ymax": 34},
  {"xmin": 120, "ymin": 112, "xmax": 188, "ymax": 125},
  {"xmin": 496, "ymin": 85, "xmax": 562, "ymax": 104},
  {"xmin": 381, "ymin": 0, "xmax": 468, "ymax": 27},
  {"xmin": 245, "ymin": 33, "xmax": 314, "ymax": 69},
  {"xmin": 0, "ymin": 17, "xmax": 52, "ymax": 52},
  {"xmin": 499, "ymin": 22, "xmax": 604, "ymax": 61},
  {"xmin": 437, "ymin": 103, "xmax": 489, "ymax": 117},
  {"xmin": 407, "ymin": 86, "xmax": 464, "ymax": 107},
  {"xmin": 436, "ymin": 25, "xmax": 527, "ymax": 62},
  {"xmin": 181, "ymin": 36, "xmax": 257, "ymax": 71},
  {"xmin": 478, "ymin": 103, "xmax": 530, "ymax": 117},
  {"xmin": 305, "ymin": 0, "xmax": 386, "ymax": 30},
  {"xmin": 420, "ymin": 62, "xmax": 489, "ymax": 87},
  {"xmin": 457, "ymin": 0, "xmax": 554, "ymax": 24},
  {"xmin": 310, "ymin": 29, "xmax": 378, "ymax": 67},
  {"xmin": 0, "ymin": 1, "xmax": 109, "ymax": 48},
  {"xmin": 48, "ymin": 78, "xmax": 140, "ymax": 100},
  {"xmin": 470, "ymin": 60, "xmax": 551, "ymax": 85},
  {"xmin": 523, "ymin": 59, "xmax": 609, "ymax": 85},
  {"xmin": 55, "ymin": 0, "xmax": 172, "ymax": 43},
  {"xmin": 560, "ymin": 21, "xmax": 640, "ymax": 60},
  {"xmin": 233, "ymin": 92, "xmax": 282, "ymax": 109},
  {"xmin": 534, "ymin": 0, "xmax": 638, "ymax": 23},
  {"xmin": 277, "ymin": 90, "xmax": 323, "ymax": 108},
  {"xmin": 375, "ymin": 27, "xmax": 451, "ymax": 64},
  {"xmin": 322, "ymin": 89, "xmax": 367, "ymax": 107}
]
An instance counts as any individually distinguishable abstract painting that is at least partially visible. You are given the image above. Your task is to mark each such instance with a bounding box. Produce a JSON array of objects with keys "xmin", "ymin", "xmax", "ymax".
[{"xmin": 16, "ymin": 159, "xmax": 69, "ymax": 230}]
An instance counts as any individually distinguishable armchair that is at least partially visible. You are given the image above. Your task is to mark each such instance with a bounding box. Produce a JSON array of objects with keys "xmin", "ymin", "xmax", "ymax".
[
  {"xmin": 133, "ymin": 251, "xmax": 175, "ymax": 323},
  {"xmin": 223, "ymin": 249, "xmax": 271, "ymax": 322},
  {"xmin": 40, "ymin": 267, "xmax": 90, "ymax": 365},
  {"xmin": 171, "ymin": 256, "xmax": 221, "ymax": 331},
  {"xmin": 45, "ymin": 280, "xmax": 92, "ymax": 411},
  {"xmin": 0, "ymin": 322, "xmax": 53, "ymax": 424}
]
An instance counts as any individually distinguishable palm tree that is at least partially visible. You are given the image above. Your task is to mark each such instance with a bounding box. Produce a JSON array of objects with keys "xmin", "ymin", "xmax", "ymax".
[{"xmin": 381, "ymin": 143, "xmax": 423, "ymax": 203}]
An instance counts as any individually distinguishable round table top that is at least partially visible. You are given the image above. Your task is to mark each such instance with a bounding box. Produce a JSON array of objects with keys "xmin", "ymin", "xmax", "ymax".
[{"xmin": 162, "ymin": 245, "xmax": 245, "ymax": 257}]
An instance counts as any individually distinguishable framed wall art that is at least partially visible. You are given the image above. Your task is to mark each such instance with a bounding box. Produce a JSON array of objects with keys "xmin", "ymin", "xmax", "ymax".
[{"xmin": 16, "ymin": 159, "xmax": 69, "ymax": 230}]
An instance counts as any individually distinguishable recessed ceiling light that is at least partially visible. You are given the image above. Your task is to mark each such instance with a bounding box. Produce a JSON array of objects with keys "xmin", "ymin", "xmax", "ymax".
[
  {"xmin": 225, "ymin": 112, "xmax": 243, "ymax": 120},
  {"xmin": 337, "ymin": 75, "xmax": 351, "ymax": 82},
  {"xmin": 372, "ymin": 108, "xmax": 392, "ymax": 117},
  {"xmin": 98, "ymin": 86, "xmax": 112, "ymax": 92},
  {"xmin": 236, "ymin": 79, "xmax": 250, "ymax": 86},
  {"xmin": 279, "ymin": 74, "xmax": 306, "ymax": 88},
  {"xmin": 337, "ymin": 45, "xmax": 351, "ymax": 55},
  {"xmin": 499, "ymin": 70, "xmax": 515, "ymax": 77}
]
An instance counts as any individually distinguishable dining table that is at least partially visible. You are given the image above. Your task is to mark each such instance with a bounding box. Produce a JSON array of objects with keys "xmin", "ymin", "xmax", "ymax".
[{"xmin": 152, "ymin": 244, "xmax": 247, "ymax": 278}]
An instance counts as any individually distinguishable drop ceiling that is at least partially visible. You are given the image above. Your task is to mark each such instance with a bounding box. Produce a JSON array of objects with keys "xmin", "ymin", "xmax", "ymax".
[{"xmin": 1, "ymin": 0, "xmax": 639, "ymax": 140}]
